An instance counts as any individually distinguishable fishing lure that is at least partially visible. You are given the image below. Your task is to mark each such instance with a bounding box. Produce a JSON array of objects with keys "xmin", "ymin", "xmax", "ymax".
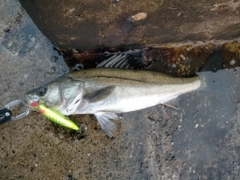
[{"xmin": 30, "ymin": 101, "xmax": 79, "ymax": 131}]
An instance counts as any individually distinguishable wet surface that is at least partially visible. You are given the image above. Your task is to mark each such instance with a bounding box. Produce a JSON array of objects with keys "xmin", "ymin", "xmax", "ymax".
[
  {"xmin": 19, "ymin": 0, "xmax": 240, "ymax": 50},
  {"xmin": 63, "ymin": 42, "xmax": 235, "ymax": 76},
  {"xmin": 0, "ymin": 0, "xmax": 240, "ymax": 179},
  {"xmin": 0, "ymin": 0, "xmax": 68, "ymax": 104}
]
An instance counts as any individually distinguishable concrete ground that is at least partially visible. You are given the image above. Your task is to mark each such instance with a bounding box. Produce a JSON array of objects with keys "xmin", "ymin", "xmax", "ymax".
[{"xmin": 0, "ymin": 0, "xmax": 240, "ymax": 179}]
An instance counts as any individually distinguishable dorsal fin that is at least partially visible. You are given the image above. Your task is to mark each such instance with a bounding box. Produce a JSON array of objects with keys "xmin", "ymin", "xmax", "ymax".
[
  {"xmin": 96, "ymin": 50, "xmax": 145, "ymax": 70},
  {"xmin": 146, "ymin": 60, "xmax": 175, "ymax": 74}
]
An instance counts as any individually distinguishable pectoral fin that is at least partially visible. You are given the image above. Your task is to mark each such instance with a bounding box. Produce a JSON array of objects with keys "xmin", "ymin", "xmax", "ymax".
[
  {"xmin": 84, "ymin": 86, "xmax": 115, "ymax": 103},
  {"xmin": 94, "ymin": 112, "xmax": 119, "ymax": 138}
]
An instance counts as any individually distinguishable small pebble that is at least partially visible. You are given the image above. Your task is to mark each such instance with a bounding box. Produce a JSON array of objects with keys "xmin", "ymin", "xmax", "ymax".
[{"xmin": 131, "ymin": 12, "xmax": 147, "ymax": 21}]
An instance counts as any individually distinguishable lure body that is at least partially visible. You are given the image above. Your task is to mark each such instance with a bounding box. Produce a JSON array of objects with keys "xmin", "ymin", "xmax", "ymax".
[{"xmin": 33, "ymin": 102, "xmax": 79, "ymax": 131}]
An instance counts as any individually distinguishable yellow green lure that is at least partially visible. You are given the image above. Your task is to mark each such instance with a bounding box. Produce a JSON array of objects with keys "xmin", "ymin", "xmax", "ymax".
[{"xmin": 31, "ymin": 101, "xmax": 79, "ymax": 130}]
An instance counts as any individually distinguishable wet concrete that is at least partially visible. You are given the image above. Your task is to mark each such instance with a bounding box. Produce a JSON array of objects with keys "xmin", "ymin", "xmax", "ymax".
[
  {"xmin": 63, "ymin": 41, "xmax": 240, "ymax": 77},
  {"xmin": 18, "ymin": 0, "xmax": 240, "ymax": 50},
  {"xmin": 1, "ymin": 0, "xmax": 240, "ymax": 179}
]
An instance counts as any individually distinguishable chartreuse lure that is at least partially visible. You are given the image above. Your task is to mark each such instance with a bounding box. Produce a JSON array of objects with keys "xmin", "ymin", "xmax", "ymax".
[{"xmin": 31, "ymin": 101, "xmax": 79, "ymax": 130}]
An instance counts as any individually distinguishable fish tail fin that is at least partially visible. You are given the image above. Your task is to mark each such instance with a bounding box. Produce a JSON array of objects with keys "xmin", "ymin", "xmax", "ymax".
[{"xmin": 94, "ymin": 112, "xmax": 118, "ymax": 138}]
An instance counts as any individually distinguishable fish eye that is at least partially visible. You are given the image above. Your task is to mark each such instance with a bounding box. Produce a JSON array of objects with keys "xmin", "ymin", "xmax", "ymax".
[{"xmin": 38, "ymin": 87, "xmax": 47, "ymax": 96}]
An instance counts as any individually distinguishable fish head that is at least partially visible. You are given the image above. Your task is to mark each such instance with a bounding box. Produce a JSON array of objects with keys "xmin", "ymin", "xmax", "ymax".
[{"xmin": 25, "ymin": 76, "xmax": 85, "ymax": 115}]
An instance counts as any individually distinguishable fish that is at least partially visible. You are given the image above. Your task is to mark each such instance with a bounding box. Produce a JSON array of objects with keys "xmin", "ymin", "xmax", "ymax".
[
  {"xmin": 30, "ymin": 101, "xmax": 79, "ymax": 131},
  {"xmin": 24, "ymin": 68, "xmax": 201, "ymax": 137}
]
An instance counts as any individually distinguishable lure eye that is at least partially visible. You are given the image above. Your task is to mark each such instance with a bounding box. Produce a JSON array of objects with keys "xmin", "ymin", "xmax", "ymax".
[{"xmin": 38, "ymin": 87, "xmax": 47, "ymax": 96}]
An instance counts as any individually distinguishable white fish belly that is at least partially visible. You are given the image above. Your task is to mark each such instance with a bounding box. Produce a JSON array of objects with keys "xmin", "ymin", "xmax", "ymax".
[
  {"xmin": 88, "ymin": 81, "xmax": 200, "ymax": 113},
  {"xmin": 107, "ymin": 92, "xmax": 176, "ymax": 112}
]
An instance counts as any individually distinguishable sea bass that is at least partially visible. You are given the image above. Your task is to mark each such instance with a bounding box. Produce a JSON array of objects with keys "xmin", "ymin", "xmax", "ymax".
[{"xmin": 24, "ymin": 68, "xmax": 201, "ymax": 137}]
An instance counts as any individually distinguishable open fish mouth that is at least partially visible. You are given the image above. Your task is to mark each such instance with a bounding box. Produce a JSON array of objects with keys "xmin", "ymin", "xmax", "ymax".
[
  {"xmin": 29, "ymin": 100, "xmax": 40, "ymax": 107},
  {"xmin": 24, "ymin": 95, "xmax": 40, "ymax": 107}
]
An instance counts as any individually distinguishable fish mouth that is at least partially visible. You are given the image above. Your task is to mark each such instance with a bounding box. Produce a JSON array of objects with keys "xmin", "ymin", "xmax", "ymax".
[
  {"xmin": 30, "ymin": 101, "xmax": 40, "ymax": 107},
  {"xmin": 24, "ymin": 95, "xmax": 40, "ymax": 107}
]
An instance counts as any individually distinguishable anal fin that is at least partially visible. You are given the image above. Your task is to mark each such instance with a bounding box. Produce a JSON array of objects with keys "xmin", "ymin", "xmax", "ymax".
[
  {"xmin": 163, "ymin": 99, "xmax": 179, "ymax": 110},
  {"xmin": 94, "ymin": 112, "xmax": 118, "ymax": 138}
]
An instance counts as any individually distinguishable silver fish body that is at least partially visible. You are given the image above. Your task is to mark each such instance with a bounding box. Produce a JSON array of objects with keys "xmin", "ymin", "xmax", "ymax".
[{"xmin": 25, "ymin": 68, "xmax": 201, "ymax": 137}]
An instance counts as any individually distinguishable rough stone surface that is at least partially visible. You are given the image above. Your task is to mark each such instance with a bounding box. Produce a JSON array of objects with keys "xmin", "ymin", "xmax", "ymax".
[
  {"xmin": 18, "ymin": 0, "xmax": 240, "ymax": 50},
  {"xmin": 0, "ymin": 0, "xmax": 240, "ymax": 179}
]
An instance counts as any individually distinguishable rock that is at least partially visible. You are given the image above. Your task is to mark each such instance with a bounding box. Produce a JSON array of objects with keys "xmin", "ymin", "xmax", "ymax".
[
  {"xmin": 221, "ymin": 41, "xmax": 240, "ymax": 69},
  {"xmin": 18, "ymin": 0, "xmax": 240, "ymax": 50}
]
